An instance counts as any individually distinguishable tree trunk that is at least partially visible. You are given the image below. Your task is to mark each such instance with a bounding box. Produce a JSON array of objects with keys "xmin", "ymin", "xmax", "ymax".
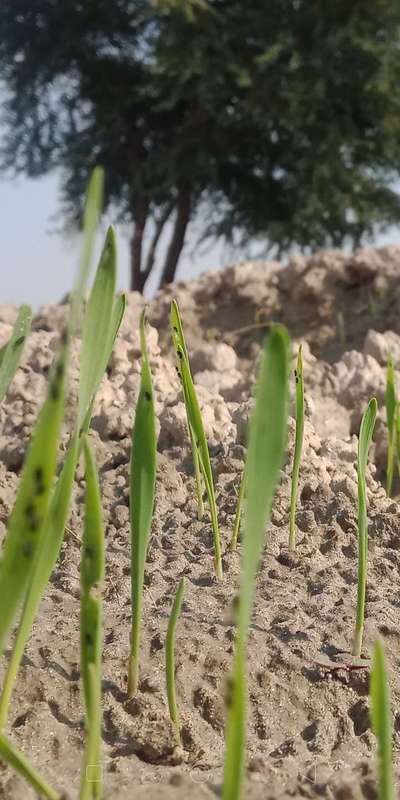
[
  {"xmin": 159, "ymin": 185, "xmax": 191, "ymax": 288},
  {"xmin": 130, "ymin": 197, "xmax": 149, "ymax": 293},
  {"xmin": 142, "ymin": 200, "xmax": 175, "ymax": 285}
]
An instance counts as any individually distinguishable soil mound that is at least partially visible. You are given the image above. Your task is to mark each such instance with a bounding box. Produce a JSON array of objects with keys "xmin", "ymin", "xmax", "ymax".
[{"xmin": 1, "ymin": 245, "xmax": 400, "ymax": 799}]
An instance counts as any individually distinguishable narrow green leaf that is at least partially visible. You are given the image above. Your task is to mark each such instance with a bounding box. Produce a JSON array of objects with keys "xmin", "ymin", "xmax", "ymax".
[
  {"xmin": 128, "ymin": 309, "xmax": 157, "ymax": 697},
  {"xmin": 80, "ymin": 436, "xmax": 104, "ymax": 800},
  {"xmin": 79, "ymin": 226, "xmax": 117, "ymax": 430},
  {"xmin": 353, "ymin": 397, "xmax": 377, "ymax": 658},
  {"xmin": 223, "ymin": 326, "xmax": 290, "ymax": 800},
  {"xmin": 230, "ymin": 469, "xmax": 246, "ymax": 551},
  {"xmin": 0, "ymin": 337, "xmax": 68, "ymax": 657},
  {"xmin": 385, "ymin": 356, "xmax": 396, "ymax": 496},
  {"xmin": 171, "ymin": 300, "xmax": 222, "ymax": 579},
  {"xmin": 165, "ymin": 577, "xmax": 186, "ymax": 744},
  {"xmin": 0, "ymin": 305, "xmax": 32, "ymax": 405},
  {"xmin": 171, "ymin": 300, "xmax": 204, "ymax": 519},
  {"xmin": 0, "ymin": 732, "xmax": 59, "ymax": 800},
  {"xmin": 0, "ymin": 435, "xmax": 79, "ymax": 729},
  {"xmin": 289, "ymin": 344, "xmax": 305, "ymax": 550},
  {"xmin": 70, "ymin": 167, "xmax": 104, "ymax": 335},
  {"xmin": 370, "ymin": 640, "xmax": 394, "ymax": 800}
]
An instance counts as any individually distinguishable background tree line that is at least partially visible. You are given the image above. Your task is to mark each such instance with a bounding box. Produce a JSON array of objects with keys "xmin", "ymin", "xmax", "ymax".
[{"xmin": 1, "ymin": 0, "xmax": 400, "ymax": 292}]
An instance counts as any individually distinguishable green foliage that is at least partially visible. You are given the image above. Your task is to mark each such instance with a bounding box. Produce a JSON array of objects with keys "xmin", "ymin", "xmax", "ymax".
[
  {"xmin": 370, "ymin": 640, "xmax": 394, "ymax": 800},
  {"xmin": 0, "ymin": 733, "xmax": 59, "ymax": 800},
  {"xmin": 165, "ymin": 577, "xmax": 186, "ymax": 744},
  {"xmin": 353, "ymin": 397, "xmax": 377, "ymax": 658},
  {"xmin": 0, "ymin": 304, "xmax": 31, "ymax": 405},
  {"xmin": 289, "ymin": 345, "xmax": 304, "ymax": 550},
  {"xmin": 171, "ymin": 299, "xmax": 222, "ymax": 580},
  {"xmin": 0, "ymin": 197, "xmax": 124, "ymax": 730},
  {"xmin": 0, "ymin": 338, "xmax": 68, "ymax": 658},
  {"xmin": 78, "ymin": 225, "xmax": 118, "ymax": 431},
  {"xmin": 171, "ymin": 300, "xmax": 204, "ymax": 520},
  {"xmin": 385, "ymin": 356, "xmax": 397, "ymax": 496},
  {"xmin": 2, "ymin": 4, "xmax": 400, "ymax": 290},
  {"xmin": 223, "ymin": 326, "xmax": 290, "ymax": 800},
  {"xmin": 0, "ymin": 435, "xmax": 79, "ymax": 730},
  {"xmin": 80, "ymin": 436, "xmax": 104, "ymax": 800},
  {"xmin": 128, "ymin": 309, "xmax": 157, "ymax": 696},
  {"xmin": 230, "ymin": 469, "xmax": 246, "ymax": 551}
]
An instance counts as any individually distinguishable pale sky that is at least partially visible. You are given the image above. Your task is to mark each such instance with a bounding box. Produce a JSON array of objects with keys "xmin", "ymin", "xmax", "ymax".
[
  {"xmin": 0, "ymin": 172, "xmax": 227, "ymax": 308},
  {"xmin": 1, "ymin": 171, "xmax": 400, "ymax": 308}
]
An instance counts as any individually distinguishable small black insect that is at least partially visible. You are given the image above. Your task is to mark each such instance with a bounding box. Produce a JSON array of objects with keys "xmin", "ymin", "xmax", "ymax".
[
  {"xmin": 173, "ymin": 326, "xmax": 178, "ymax": 333},
  {"xmin": 144, "ymin": 390, "xmax": 152, "ymax": 401},
  {"xmin": 13, "ymin": 336, "xmax": 26, "ymax": 347},
  {"xmin": 177, "ymin": 349, "xmax": 183, "ymax": 360},
  {"xmin": 85, "ymin": 632, "xmax": 94, "ymax": 646}
]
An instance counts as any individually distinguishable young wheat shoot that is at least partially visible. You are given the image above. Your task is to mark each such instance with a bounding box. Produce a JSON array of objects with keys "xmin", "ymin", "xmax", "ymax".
[
  {"xmin": 79, "ymin": 436, "xmax": 104, "ymax": 800},
  {"xmin": 352, "ymin": 397, "xmax": 377, "ymax": 658},
  {"xmin": 0, "ymin": 732, "xmax": 59, "ymax": 800},
  {"xmin": 78, "ymin": 225, "xmax": 118, "ymax": 431},
  {"xmin": 230, "ymin": 469, "xmax": 246, "ymax": 550},
  {"xmin": 165, "ymin": 577, "xmax": 186, "ymax": 744},
  {"xmin": 370, "ymin": 640, "xmax": 394, "ymax": 800},
  {"xmin": 171, "ymin": 300, "xmax": 204, "ymax": 519},
  {"xmin": 289, "ymin": 344, "xmax": 304, "ymax": 550},
  {"xmin": 0, "ymin": 436, "xmax": 79, "ymax": 729},
  {"xmin": 385, "ymin": 356, "xmax": 396, "ymax": 496},
  {"xmin": 0, "ymin": 174, "xmax": 122, "ymax": 730},
  {"xmin": 171, "ymin": 299, "xmax": 223, "ymax": 580},
  {"xmin": 128, "ymin": 309, "xmax": 157, "ymax": 697},
  {"xmin": 0, "ymin": 304, "xmax": 31, "ymax": 406},
  {"xmin": 0, "ymin": 336, "xmax": 69, "ymax": 658},
  {"xmin": 223, "ymin": 326, "xmax": 290, "ymax": 800}
]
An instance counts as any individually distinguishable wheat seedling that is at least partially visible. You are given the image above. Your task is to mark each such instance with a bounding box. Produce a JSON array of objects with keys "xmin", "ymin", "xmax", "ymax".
[
  {"xmin": 0, "ymin": 733, "xmax": 59, "ymax": 800},
  {"xmin": 230, "ymin": 470, "xmax": 246, "ymax": 551},
  {"xmin": 79, "ymin": 436, "xmax": 104, "ymax": 800},
  {"xmin": 0, "ymin": 173, "xmax": 121, "ymax": 730},
  {"xmin": 223, "ymin": 326, "xmax": 290, "ymax": 800},
  {"xmin": 171, "ymin": 300, "xmax": 204, "ymax": 519},
  {"xmin": 171, "ymin": 300, "xmax": 223, "ymax": 580},
  {"xmin": 0, "ymin": 304, "xmax": 31, "ymax": 405},
  {"xmin": 128, "ymin": 309, "xmax": 157, "ymax": 697},
  {"xmin": 165, "ymin": 577, "xmax": 187, "ymax": 745},
  {"xmin": 370, "ymin": 640, "xmax": 394, "ymax": 800},
  {"xmin": 289, "ymin": 345, "xmax": 304, "ymax": 550},
  {"xmin": 385, "ymin": 356, "xmax": 396, "ymax": 496},
  {"xmin": 352, "ymin": 397, "xmax": 377, "ymax": 658}
]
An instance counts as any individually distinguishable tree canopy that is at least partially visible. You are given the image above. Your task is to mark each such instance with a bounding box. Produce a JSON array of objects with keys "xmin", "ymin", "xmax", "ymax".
[{"xmin": 1, "ymin": 0, "xmax": 400, "ymax": 292}]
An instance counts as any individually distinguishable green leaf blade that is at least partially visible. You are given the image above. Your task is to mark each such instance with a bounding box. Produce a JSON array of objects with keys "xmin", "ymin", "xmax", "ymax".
[
  {"xmin": 80, "ymin": 435, "xmax": 104, "ymax": 800},
  {"xmin": 0, "ymin": 304, "xmax": 32, "ymax": 405},
  {"xmin": 289, "ymin": 344, "xmax": 305, "ymax": 550},
  {"xmin": 128, "ymin": 309, "xmax": 157, "ymax": 696},
  {"xmin": 0, "ymin": 434, "xmax": 79, "ymax": 729},
  {"xmin": 0, "ymin": 338, "xmax": 69, "ymax": 657},
  {"xmin": 79, "ymin": 225, "xmax": 118, "ymax": 430},
  {"xmin": 165, "ymin": 577, "xmax": 187, "ymax": 744},
  {"xmin": 223, "ymin": 325, "xmax": 290, "ymax": 800},
  {"xmin": 370, "ymin": 640, "xmax": 394, "ymax": 800}
]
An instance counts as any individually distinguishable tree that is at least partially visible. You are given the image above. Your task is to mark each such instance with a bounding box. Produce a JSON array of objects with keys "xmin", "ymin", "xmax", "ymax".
[{"xmin": 1, "ymin": 1, "xmax": 400, "ymax": 293}]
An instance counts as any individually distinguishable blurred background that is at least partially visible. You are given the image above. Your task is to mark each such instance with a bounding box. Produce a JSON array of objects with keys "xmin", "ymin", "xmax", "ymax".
[{"xmin": 1, "ymin": 0, "xmax": 400, "ymax": 306}]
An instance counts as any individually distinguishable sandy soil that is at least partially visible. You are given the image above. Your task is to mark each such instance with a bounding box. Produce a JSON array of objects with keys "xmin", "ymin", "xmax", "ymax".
[{"xmin": 1, "ymin": 245, "xmax": 400, "ymax": 799}]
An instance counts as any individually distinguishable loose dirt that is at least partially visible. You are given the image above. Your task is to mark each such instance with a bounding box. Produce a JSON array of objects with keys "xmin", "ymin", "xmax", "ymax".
[{"xmin": 1, "ymin": 245, "xmax": 400, "ymax": 799}]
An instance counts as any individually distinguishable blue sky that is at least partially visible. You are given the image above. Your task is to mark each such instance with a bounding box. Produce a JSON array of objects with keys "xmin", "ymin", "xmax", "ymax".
[{"xmin": 1, "ymin": 171, "xmax": 400, "ymax": 308}]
